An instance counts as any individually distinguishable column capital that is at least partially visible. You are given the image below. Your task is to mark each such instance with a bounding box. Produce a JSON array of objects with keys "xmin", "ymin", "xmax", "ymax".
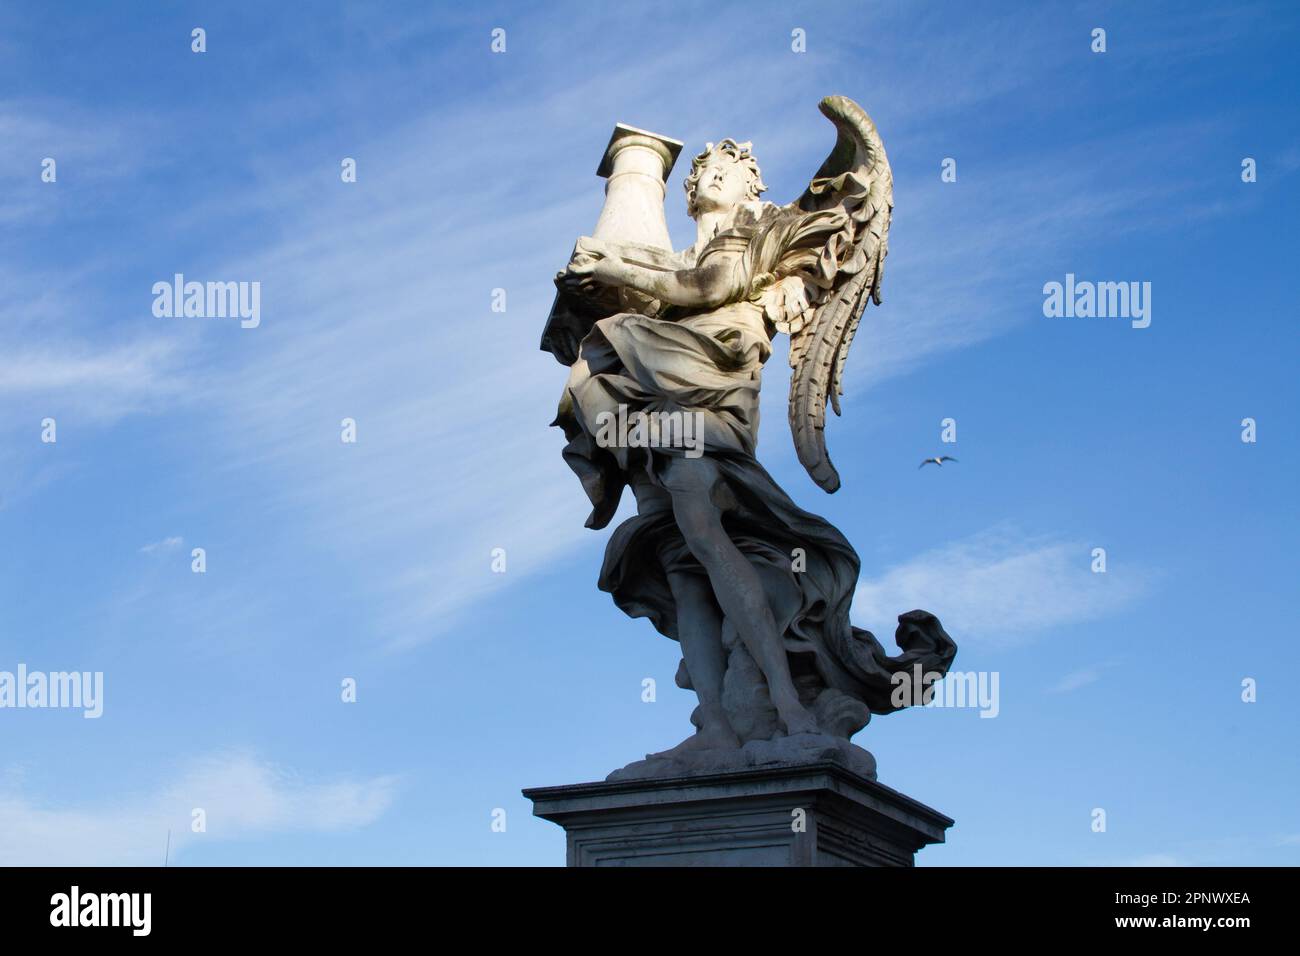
[{"xmin": 597, "ymin": 123, "xmax": 683, "ymax": 181}]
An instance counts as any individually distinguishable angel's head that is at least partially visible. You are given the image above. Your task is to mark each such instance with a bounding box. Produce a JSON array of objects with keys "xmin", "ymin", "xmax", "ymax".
[{"xmin": 684, "ymin": 138, "xmax": 767, "ymax": 219}]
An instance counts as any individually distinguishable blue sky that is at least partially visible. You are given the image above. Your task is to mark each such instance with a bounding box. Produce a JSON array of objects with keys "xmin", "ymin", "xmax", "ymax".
[{"xmin": 0, "ymin": 0, "xmax": 1296, "ymax": 866}]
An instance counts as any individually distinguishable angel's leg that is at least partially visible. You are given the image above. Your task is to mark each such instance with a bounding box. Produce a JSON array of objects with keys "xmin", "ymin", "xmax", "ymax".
[
  {"xmin": 665, "ymin": 459, "xmax": 819, "ymax": 737},
  {"xmin": 664, "ymin": 569, "xmax": 739, "ymax": 749}
]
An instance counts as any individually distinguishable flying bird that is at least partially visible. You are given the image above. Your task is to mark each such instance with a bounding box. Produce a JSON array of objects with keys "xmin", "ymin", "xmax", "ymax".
[{"xmin": 919, "ymin": 455, "xmax": 958, "ymax": 469}]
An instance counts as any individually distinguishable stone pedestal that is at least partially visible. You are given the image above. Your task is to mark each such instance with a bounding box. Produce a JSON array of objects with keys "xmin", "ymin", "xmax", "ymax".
[{"xmin": 523, "ymin": 762, "xmax": 952, "ymax": 867}]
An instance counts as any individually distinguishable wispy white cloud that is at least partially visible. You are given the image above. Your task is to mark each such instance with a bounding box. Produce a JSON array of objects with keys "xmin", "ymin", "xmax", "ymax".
[
  {"xmin": 1048, "ymin": 662, "xmax": 1118, "ymax": 694},
  {"xmin": 139, "ymin": 535, "xmax": 184, "ymax": 554},
  {"xmin": 0, "ymin": 102, "xmax": 196, "ymax": 441},
  {"xmin": 0, "ymin": 338, "xmax": 188, "ymax": 421},
  {"xmin": 0, "ymin": 327, "xmax": 189, "ymax": 510},
  {"xmin": 0, "ymin": 751, "xmax": 399, "ymax": 866},
  {"xmin": 852, "ymin": 527, "xmax": 1151, "ymax": 648},
  {"xmin": 851, "ymin": 114, "xmax": 1245, "ymax": 392},
  {"xmin": 0, "ymin": 100, "xmax": 159, "ymax": 225}
]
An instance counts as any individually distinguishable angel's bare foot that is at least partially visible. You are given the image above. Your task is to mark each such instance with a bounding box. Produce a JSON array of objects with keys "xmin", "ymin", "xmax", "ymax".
[
  {"xmin": 648, "ymin": 723, "xmax": 740, "ymax": 760},
  {"xmin": 776, "ymin": 700, "xmax": 820, "ymax": 737}
]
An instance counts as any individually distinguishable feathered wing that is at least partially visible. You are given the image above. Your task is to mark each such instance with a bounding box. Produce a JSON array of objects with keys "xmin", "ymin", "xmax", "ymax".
[{"xmin": 782, "ymin": 96, "xmax": 894, "ymax": 493}]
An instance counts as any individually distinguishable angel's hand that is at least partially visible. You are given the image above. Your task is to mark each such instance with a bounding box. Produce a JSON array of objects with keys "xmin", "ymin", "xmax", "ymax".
[
  {"xmin": 575, "ymin": 236, "xmax": 616, "ymax": 259},
  {"xmin": 565, "ymin": 254, "xmax": 598, "ymax": 278},
  {"xmin": 560, "ymin": 256, "xmax": 601, "ymax": 297},
  {"xmin": 562, "ymin": 254, "xmax": 625, "ymax": 297}
]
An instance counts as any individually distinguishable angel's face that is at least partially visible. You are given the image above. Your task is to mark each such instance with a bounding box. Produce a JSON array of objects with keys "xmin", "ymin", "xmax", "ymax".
[{"xmin": 692, "ymin": 159, "xmax": 754, "ymax": 215}]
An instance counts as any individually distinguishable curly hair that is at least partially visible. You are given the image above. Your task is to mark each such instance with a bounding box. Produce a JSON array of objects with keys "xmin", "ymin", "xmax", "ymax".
[{"xmin": 683, "ymin": 138, "xmax": 768, "ymax": 219}]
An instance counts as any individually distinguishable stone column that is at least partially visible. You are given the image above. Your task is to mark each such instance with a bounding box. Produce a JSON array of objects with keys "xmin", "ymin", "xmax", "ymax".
[
  {"xmin": 540, "ymin": 123, "xmax": 682, "ymax": 363},
  {"xmin": 591, "ymin": 124, "xmax": 683, "ymax": 251}
]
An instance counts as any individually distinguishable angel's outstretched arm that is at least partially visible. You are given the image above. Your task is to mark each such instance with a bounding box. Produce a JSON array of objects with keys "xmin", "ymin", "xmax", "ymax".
[{"xmin": 566, "ymin": 253, "xmax": 741, "ymax": 309}]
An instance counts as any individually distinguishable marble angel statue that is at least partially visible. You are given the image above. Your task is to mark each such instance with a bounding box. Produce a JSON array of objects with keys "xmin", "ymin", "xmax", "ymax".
[{"xmin": 546, "ymin": 96, "xmax": 956, "ymax": 777}]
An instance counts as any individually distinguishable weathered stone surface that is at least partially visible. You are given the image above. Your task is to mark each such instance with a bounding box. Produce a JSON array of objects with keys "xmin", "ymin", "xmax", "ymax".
[
  {"xmin": 544, "ymin": 97, "xmax": 957, "ymax": 766},
  {"xmin": 524, "ymin": 762, "xmax": 952, "ymax": 867},
  {"xmin": 533, "ymin": 98, "xmax": 959, "ymax": 867}
]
